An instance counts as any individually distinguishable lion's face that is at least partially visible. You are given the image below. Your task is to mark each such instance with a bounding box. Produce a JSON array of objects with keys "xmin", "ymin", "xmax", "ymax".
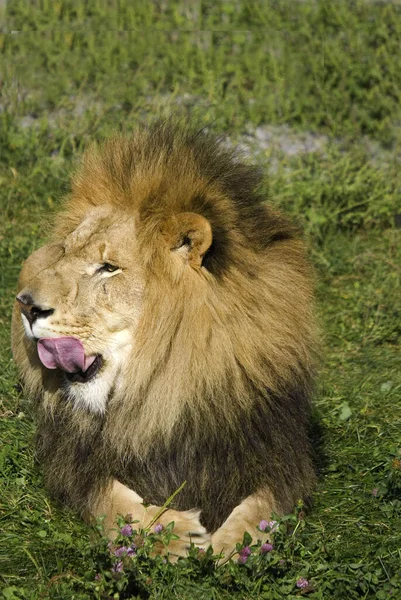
[{"xmin": 16, "ymin": 207, "xmax": 144, "ymax": 413}]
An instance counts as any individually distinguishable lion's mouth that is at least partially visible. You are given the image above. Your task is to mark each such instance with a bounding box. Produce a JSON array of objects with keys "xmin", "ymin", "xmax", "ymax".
[
  {"xmin": 65, "ymin": 354, "xmax": 103, "ymax": 383},
  {"xmin": 37, "ymin": 337, "xmax": 103, "ymax": 384}
]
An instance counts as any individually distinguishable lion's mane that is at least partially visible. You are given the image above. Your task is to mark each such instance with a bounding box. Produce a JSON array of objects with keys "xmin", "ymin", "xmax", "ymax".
[{"xmin": 13, "ymin": 121, "xmax": 319, "ymax": 532}]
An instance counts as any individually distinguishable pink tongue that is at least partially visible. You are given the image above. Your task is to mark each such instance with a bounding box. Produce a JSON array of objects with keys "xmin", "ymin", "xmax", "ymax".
[{"xmin": 37, "ymin": 337, "xmax": 96, "ymax": 373}]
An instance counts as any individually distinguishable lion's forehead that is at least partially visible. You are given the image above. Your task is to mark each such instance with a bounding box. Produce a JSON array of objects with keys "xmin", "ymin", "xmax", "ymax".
[{"xmin": 64, "ymin": 211, "xmax": 137, "ymax": 259}]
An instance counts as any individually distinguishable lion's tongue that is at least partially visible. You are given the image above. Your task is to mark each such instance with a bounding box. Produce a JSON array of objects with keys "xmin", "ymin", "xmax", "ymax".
[{"xmin": 37, "ymin": 337, "xmax": 96, "ymax": 373}]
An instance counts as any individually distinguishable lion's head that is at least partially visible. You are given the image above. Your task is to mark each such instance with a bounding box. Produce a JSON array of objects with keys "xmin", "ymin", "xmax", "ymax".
[
  {"xmin": 14, "ymin": 205, "xmax": 147, "ymax": 413},
  {"xmin": 12, "ymin": 122, "xmax": 318, "ymax": 527}
]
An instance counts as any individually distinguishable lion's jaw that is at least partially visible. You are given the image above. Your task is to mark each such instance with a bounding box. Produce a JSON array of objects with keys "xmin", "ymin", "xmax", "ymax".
[{"xmin": 16, "ymin": 210, "xmax": 144, "ymax": 414}]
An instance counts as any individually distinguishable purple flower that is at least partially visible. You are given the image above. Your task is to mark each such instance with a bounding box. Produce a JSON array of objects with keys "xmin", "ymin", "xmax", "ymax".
[
  {"xmin": 238, "ymin": 545, "xmax": 252, "ymax": 564},
  {"xmin": 260, "ymin": 543, "xmax": 273, "ymax": 553},
  {"xmin": 120, "ymin": 524, "xmax": 133, "ymax": 537},
  {"xmin": 372, "ymin": 488, "xmax": 378, "ymax": 497},
  {"xmin": 259, "ymin": 519, "xmax": 269, "ymax": 531},
  {"xmin": 94, "ymin": 573, "xmax": 101, "ymax": 581},
  {"xmin": 127, "ymin": 546, "xmax": 136, "ymax": 557},
  {"xmin": 114, "ymin": 546, "xmax": 128, "ymax": 557},
  {"xmin": 154, "ymin": 523, "xmax": 164, "ymax": 534},
  {"xmin": 112, "ymin": 561, "xmax": 124, "ymax": 573},
  {"xmin": 296, "ymin": 577, "xmax": 309, "ymax": 589}
]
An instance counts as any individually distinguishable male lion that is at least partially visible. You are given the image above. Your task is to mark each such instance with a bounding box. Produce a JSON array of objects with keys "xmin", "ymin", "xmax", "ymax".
[{"xmin": 12, "ymin": 121, "xmax": 318, "ymax": 559}]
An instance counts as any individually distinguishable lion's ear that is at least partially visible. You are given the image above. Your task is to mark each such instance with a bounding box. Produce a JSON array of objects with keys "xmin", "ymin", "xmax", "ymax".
[{"xmin": 163, "ymin": 212, "xmax": 212, "ymax": 269}]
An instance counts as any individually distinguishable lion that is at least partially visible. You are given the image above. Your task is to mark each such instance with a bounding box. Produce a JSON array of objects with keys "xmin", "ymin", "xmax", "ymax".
[{"xmin": 11, "ymin": 120, "xmax": 318, "ymax": 560}]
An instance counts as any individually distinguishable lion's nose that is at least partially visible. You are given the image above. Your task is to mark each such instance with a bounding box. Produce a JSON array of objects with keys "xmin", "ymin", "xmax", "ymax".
[{"xmin": 16, "ymin": 293, "xmax": 55, "ymax": 326}]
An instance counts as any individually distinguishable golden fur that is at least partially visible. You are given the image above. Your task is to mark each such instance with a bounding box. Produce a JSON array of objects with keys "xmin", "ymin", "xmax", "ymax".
[{"xmin": 12, "ymin": 120, "xmax": 319, "ymax": 559}]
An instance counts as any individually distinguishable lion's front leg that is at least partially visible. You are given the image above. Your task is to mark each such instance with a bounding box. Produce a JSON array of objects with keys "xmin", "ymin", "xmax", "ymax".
[
  {"xmin": 92, "ymin": 479, "xmax": 210, "ymax": 559},
  {"xmin": 211, "ymin": 489, "xmax": 278, "ymax": 562}
]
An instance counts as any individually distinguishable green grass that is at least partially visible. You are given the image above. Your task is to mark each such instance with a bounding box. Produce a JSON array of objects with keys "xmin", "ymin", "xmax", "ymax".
[{"xmin": 1, "ymin": 1, "xmax": 401, "ymax": 598}]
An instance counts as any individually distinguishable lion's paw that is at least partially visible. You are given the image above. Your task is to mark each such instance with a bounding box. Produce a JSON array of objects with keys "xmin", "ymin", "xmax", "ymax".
[
  {"xmin": 211, "ymin": 527, "xmax": 246, "ymax": 563},
  {"xmin": 150, "ymin": 508, "xmax": 211, "ymax": 560}
]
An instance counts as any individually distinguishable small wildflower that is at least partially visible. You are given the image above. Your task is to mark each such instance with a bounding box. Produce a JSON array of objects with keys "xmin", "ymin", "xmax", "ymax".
[
  {"xmin": 134, "ymin": 534, "xmax": 144, "ymax": 548},
  {"xmin": 372, "ymin": 488, "xmax": 378, "ymax": 497},
  {"xmin": 268, "ymin": 520, "xmax": 278, "ymax": 532},
  {"xmin": 392, "ymin": 458, "xmax": 401, "ymax": 470},
  {"xmin": 114, "ymin": 546, "xmax": 128, "ymax": 557},
  {"xmin": 296, "ymin": 577, "xmax": 309, "ymax": 589},
  {"xmin": 120, "ymin": 524, "xmax": 133, "ymax": 537},
  {"xmin": 94, "ymin": 573, "xmax": 101, "ymax": 581},
  {"xmin": 259, "ymin": 519, "xmax": 269, "ymax": 531},
  {"xmin": 112, "ymin": 561, "xmax": 124, "ymax": 573},
  {"xmin": 127, "ymin": 545, "xmax": 136, "ymax": 557},
  {"xmin": 238, "ymin": 545, "xmax": 251, "ymax": 564},
  {"xmin": 260, "ymin": 542, "xmax": 273, "ymax": 553},
  {"xmin": 154, "ymin": 523, "xmax": 164, "ymax": 534}
]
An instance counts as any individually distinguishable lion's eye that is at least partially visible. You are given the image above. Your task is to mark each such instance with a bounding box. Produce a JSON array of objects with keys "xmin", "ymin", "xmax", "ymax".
[{"xmin": 98, "ymin": 263, "xmax": 119, "ymax": 273}]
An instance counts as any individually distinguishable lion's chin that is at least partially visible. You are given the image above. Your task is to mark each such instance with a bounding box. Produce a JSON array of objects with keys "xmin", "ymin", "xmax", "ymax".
[{"xmin": 65, "ymin": 355, "xmax": 103, "ymax": 384}]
